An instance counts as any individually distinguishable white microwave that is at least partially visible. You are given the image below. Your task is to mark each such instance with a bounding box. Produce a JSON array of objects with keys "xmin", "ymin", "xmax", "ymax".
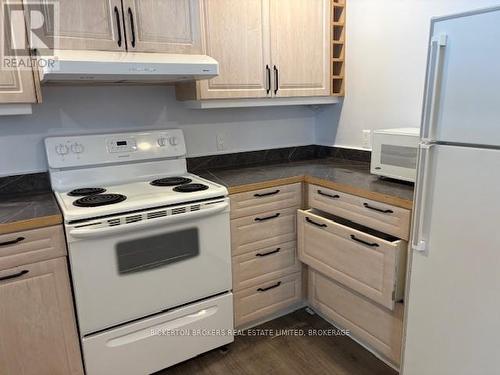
[{"xmin": 371, "ymin": 128, "xmax": 420, "ymax": 182}]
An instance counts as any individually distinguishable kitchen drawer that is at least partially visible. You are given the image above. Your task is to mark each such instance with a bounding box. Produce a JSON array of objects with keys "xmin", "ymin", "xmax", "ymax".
[
  {"xmin": 230, "ymin": 183, "xmax": 302, "ymax": 219},
  {"xmin": 232, "ymin": 241, "xmax": 300, "ymax": 291},
  {"xmin": 0, "ymin": 226, "xmax": 66, "ymax": 271},
  {"xmin": 231, "ymin": 207, "xmax": 297, "ymax": 256},
  {"xmin": 298, "ymin": 209, "xmax": 406, "ymax": 310},
  {"xmin": 234, "ymin": 272, "xmax": 302, "ymax": 328},
  {"xmin": 309, "ymin": 270, "xmax": 403, "ymax": 366},
  {"xmin": 308, "ymin": 184, "xmax": 411, "ymax": 240}
]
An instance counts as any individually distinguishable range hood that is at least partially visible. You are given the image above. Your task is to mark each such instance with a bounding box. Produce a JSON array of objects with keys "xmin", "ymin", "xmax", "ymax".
[{"xmin": 39, "ymin": 50, "xmax": 219, "ymax": 84}]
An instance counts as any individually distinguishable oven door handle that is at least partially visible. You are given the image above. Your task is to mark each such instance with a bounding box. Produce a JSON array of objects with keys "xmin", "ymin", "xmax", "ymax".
[{"xmin": 68, "ymin": 201, "xmax": 229, "ymax": 239}]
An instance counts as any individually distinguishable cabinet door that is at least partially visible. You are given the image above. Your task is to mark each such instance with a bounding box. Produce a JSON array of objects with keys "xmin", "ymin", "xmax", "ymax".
[
  {"xmin": 0, "ymin": 0, "xmax": 38, "ymax": 103},
  {"xmin": 197, "ymin": 0, "xmax": 271, "ymax": 99},
  {"xmin": 124, "ymin": 0, "xmax": 202, "ymax": 54},
  {"xmin": 270, "ymin": 0, "xmax": 330, "ymax": 97},
  {"xmin": 0, "ymin": 258, "xmax": 83, "ymax": 375},
  {"xmin": 27, "ymin": 0, "xmax": 124, "ymax": 51}
]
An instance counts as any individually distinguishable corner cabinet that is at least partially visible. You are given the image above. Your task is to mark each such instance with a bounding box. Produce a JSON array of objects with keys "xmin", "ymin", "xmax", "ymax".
[
  {"xmin": 0, "ymin": 0, "xmax": 39, "ymax": 104},
  {"xmin": 27, "ymin": 0, "xmax": 202, "ymax": 54},
  {"xmin": 177, "ymin": 0, "xmax": 332, "ymax": 101}
]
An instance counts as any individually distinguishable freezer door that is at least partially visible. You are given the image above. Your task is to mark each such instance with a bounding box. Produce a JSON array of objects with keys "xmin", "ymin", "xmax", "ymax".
[
  {"xmin": 403, "ymin": 145, "xmax": 500, "ymax": 375},
  {"xmin": 422, "ymin": 8, "xmax": 500, "ymax": 146}
]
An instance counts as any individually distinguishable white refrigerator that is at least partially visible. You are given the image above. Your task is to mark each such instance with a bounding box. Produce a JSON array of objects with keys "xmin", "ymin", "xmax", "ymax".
[{"xmin": 403, "ymin": 6, "xmax": 500, "ymax": 375}]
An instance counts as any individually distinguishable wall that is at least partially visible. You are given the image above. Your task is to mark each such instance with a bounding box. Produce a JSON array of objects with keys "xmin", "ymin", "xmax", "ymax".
[
  {"xmin": 0, "ymin": 86, "xmax": 316, "ymax": 176},
  {"xmin": 315, "ymin": 0, "xmax": 500, "ymax": 149}
]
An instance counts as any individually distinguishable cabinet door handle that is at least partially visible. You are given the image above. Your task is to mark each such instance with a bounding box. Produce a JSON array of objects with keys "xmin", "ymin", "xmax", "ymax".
[
  {"xmin": 0, "ymin": 269, "xmax": 29, "ymax": 282},
  {"xmin": 256, "ymin": 248, "xmax": 281, "ymax": 257},
  {"xmin": 266, "ymin": 65, "xmax": 271, "ymax": 95},
  {"xmin": 363, "ymin": 203, "xmax": 394, "ymax": 214},
  {"xmin": 128, "ymin": 7, "xmax": 136, "ymax": 48},
  {"xmin": 306, "ymin": 217, "xmax": 327, "ymax": 228},
  {"xmin": 0, "ymin": 237, "xmax": 25, "ymax": 247},
  {"xmin": 273, "ymin": 65, "xmax": 279, "ymax": 95},
  {"xmin": 350, "ymin": 235, "xmax": 379, "ymax": 248},
  {"xmin": 317, "ymin": 190, "xmax": 340, "ymax": 200},
  {"xmin": 255, "ymin": 213, "xmax": 280, "ymax": 222},
  {"xmin": 114, "ymin": 6, "xmax": 123, "ymax": 47},
  {"xmin": 257, "ymin": 281, "xmax": 281, "ymax": 292},
  {"xmin": 254, "ymin": 189, "xmax": 280, "ymax": 198}
]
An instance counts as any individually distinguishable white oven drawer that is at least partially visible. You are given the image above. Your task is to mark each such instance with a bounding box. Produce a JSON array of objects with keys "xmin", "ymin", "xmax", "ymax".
[{"xmin": 82, "ymin": 293, "xmax": 234, "ymax": 375}]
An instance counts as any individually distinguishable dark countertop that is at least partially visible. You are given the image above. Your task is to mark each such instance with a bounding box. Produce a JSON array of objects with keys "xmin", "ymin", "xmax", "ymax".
[
  {"xmin": 0, "ymin": 192, "xmax": 62, "ymax": 235},
  {"xmin": 198, "ymin": 158, "xmax": 414, "ymax": 209}
]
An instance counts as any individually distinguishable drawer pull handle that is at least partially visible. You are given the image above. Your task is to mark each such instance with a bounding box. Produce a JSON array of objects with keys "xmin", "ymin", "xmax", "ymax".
[
  {"xmin": 306, "ymin": 217, "xmax": 327, "ymax": 228},
  {"xmin": 254, "ymin": 190, "xmax": 280, "ymax": 198},
  {"xmin": 255, "ymin": 213, "xmax": 280, "ymax": 222},
  {"xmin": 257, "ymin": 281, "xmax": 282, "ymax": 292},
  {"xmin": 0, "ymin": 237, "xmax": 25, "ymax": 247},
  {"xmin": 317, "ymin": 190, "xmax": 340, "ymax": 199},
  {"xmin": 363, "ymin": 203, "xmax": 394, "ymax": 214},
  {"xmin": 350, "ymin": 235, "xmax": 379, "ymax": 247},
  {"xmin": 0, "ymin": 269, "xmax": 29, "ymax": 282},
  {"xmin": 256, "ymin": 248, "xmax": 281, "ymax": 257}
]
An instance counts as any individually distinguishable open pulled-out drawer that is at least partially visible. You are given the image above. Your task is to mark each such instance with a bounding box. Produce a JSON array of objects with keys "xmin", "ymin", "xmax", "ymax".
[{"xmin": 297, "ymin": 209, "xmax": 407, "ymax": 310}]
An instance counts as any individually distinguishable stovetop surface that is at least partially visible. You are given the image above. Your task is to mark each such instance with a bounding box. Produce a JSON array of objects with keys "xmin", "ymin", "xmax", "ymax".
[{"xmin": 55, "ymin": 174, "xmax": 227, "ymax": 222}]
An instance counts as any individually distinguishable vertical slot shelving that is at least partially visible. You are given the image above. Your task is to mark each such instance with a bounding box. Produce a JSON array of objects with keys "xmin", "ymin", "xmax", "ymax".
[{"xmin": 331, "ymin": 0, "xmax": 345, "ymax": 96}]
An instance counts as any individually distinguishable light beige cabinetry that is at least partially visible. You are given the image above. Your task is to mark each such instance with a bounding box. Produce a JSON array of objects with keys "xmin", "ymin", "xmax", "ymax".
[
  {"xmin": 308, "ymin": 184, "xmax": 411, "ymax": 240},
  {"xmin": 309, "ymin": 270, "xmax": 403, "ymax": 365},
  {"xmin": 269, "ymin": 0, "xmax": 331, "ymax": 97},
  {"xmin": 0, "ymin": 0, "xmax": 39, "ymax": 104},
  {"xmin": 0, "ymin": 226, "xmax": 83, "ymax": 375},
  {"xmin": 177, "ymin": 0, "xmax": 331, "ymax": 101},
  {"xmin": 196, "ymin": 0, "xmax": 270, "ymax": 99},
  {"xmin": 301, "ymin": 183, "xmax": 410, "ymax": 367},
  {"xmin": 298, "ymin": 209, "xmax": 406, "ymax": 310},
  {"xmin": 27, "ymin": 0, "xmax": 202, "ymax": 53},
  {"xmin": 123, "ymin": 0, "xmax": 202, "ymax": 54},
  {"xmin": 230, "ymin": 183, "xmax": 303, "ymax": 328},
  {"xmin": 27, "ymin": 0, "xmax": 124, "ymax": 51}
]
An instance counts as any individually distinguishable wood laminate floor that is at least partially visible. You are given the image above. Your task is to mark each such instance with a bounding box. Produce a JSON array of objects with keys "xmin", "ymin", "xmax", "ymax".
[{"xmin": 157, "ymin": 308, "xmax": 398, "ymax": 375}]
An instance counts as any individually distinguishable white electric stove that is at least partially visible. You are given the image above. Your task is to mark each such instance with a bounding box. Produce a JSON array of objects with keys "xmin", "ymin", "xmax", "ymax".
[{"xmin": 45, "ymin": 130, "xmax": 234, "ymax": 375}]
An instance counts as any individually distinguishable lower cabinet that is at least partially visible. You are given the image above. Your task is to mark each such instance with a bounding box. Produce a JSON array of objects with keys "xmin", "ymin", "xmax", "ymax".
[
  {"xmin": 234, "ymin": 272, "xmax": 302, "ymax": 328},
  {"xmin": 0, "ymin": 257, "xmax": 84, "ymax": 375},
  {"xmin": 297, "ymin": 209, "xmax": 407, "ymax": 310},
  {"xmin": 309, "ymin": 270, "xmax": 403, "ymax": 366},
  {"xmin": 230, "ymin": 183, "xmax": 304, "ymax": 328}
]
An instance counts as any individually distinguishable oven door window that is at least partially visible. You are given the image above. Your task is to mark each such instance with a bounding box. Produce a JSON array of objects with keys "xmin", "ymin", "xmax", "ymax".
[
  {"xmin": 116, "ymin": 228, "xmax": 200, "ymax": 274},
  {"xmin": 381, "ymin": 144, "xmax": 418, "ymax": 169}
]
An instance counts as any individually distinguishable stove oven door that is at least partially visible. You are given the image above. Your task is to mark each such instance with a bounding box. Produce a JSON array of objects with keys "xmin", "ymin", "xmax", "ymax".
[{"xmin": 65, "ymin": 198, "xmax": 232, "ymax": 335}]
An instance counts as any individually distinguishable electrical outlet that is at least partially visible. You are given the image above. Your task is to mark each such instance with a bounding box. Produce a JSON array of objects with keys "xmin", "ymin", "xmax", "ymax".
[
  {"xmin": 216, "ymin": 133, "xmax": 226, "ymax": 151},
  {"xmin": 362, "ymin": 130, "xmax": 372, "ymax": 149}
]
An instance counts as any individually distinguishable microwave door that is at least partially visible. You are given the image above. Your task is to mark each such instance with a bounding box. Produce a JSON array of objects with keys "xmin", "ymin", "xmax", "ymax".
[{"xmin": 371, "ymin": 138, "xmax": 418, "ymax": 182}]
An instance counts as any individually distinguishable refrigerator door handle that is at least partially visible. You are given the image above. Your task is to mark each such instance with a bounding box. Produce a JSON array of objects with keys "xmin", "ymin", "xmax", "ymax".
[
  {"xmin": 422, "ymin": 34, "xmax": 447, "ymax": 142},
  {"xmin": 411, "ymin": 143, "xmax": 434, "ymax": 253}
]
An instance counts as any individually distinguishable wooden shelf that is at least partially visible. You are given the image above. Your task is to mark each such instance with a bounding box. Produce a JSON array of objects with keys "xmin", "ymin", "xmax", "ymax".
[{"xmin": 331, "ymin": 0, "xmax": 345, "ymax": 96}]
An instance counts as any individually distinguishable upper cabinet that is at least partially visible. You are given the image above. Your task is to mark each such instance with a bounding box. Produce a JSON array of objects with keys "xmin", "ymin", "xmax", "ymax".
[
  {"xmin": 123, "ymin": 0, "xmax": 202, "ymax": 54},
  {"xmin": 27, "ymin": 0, "xmax": 202, "ymax": 54},
  {"xmin": 29, "ymin": 0, "xmax": 124, "ymax": 51},
  {"xmin": 197, "ymin": 0, "xmax": 270, "ymax": 99},
  {"xmin": 177, "ymin": 0, "xmax": 332, "ymax": 101},
  {"xmin": 0, "ymin": 0, "xmax": 39, "ymax": 104},
  {"xmin": 269, "ymin": 0, "xmax": 331, "ymax": 97}
]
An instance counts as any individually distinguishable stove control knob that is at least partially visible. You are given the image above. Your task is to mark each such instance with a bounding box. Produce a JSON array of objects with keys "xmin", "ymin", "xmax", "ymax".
[
  {"xmin": 71, "ymin": 142, "xmax": 84, "ymax": 154},
  {"xmin": 157, "ymin": 137, "xmax": 168, "ymax": 147},
  {"xmin": 55, "ymin": 144, "xmax": 69, "ymax": 156},
  {"xmin": 169, "ymin": 136, "xmax": 179, "ymax": 146}
]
